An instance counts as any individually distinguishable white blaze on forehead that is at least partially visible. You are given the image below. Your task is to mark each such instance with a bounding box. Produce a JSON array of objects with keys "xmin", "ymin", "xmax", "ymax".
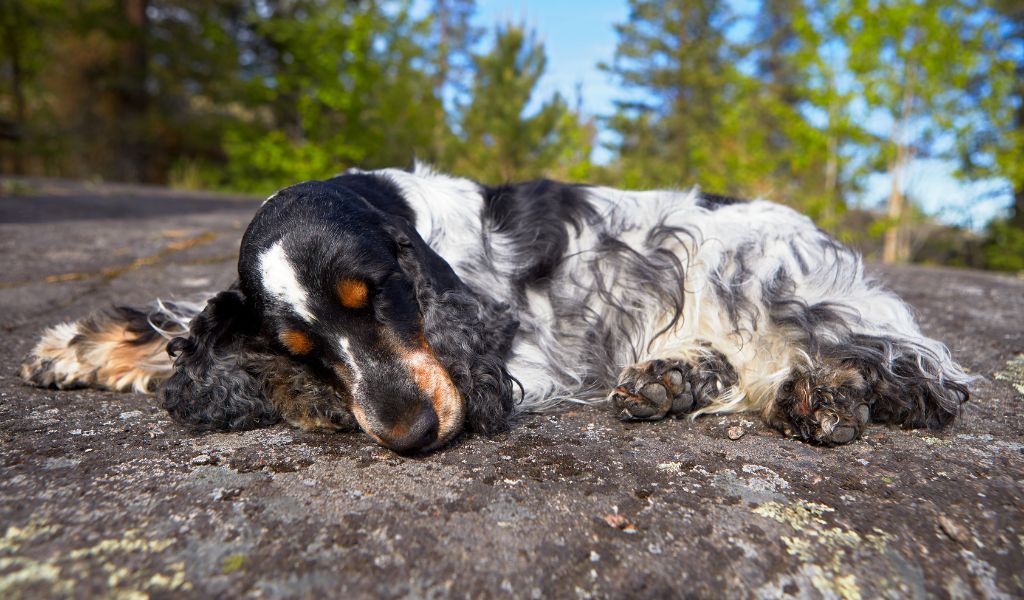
[{"xmin": 258, "ymin": 241, "xmax": 315, "ymax": 322}]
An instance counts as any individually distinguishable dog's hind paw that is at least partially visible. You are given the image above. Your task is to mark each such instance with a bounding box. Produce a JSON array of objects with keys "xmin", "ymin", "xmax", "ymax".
[
  {"xmin": 20, "ymin": 323, "xmax": 94, "ymax": 390},
  {"xmin": 21, "ymin": 313, "xmax": 172, "ymax": 394}
]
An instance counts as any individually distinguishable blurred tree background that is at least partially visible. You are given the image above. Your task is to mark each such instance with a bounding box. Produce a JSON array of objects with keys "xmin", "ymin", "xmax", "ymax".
[{"xmin": 0, "ymin": 0, "xmax": 1021, "ymax": 270}]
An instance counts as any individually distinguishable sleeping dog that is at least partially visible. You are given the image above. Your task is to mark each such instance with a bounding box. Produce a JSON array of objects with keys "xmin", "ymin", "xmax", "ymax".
[{"xmin": 21, "ymin": 164, "xmax": 970, "ymax": 452}]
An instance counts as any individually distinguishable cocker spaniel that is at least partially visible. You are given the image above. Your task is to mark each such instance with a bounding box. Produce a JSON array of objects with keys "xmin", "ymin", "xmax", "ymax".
[{"xmin": 21, "ymin": 165, "xmax": 970, "ymax": 452}]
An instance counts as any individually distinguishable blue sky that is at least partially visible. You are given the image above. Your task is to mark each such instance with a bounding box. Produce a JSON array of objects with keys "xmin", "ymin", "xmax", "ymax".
[{"xmin": 468, "ymin": 0, "xmax": 1012, "ymax": 228}]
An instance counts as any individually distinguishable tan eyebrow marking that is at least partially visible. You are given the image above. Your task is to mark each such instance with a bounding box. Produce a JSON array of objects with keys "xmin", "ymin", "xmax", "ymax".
[
  {"xmin": 280, "ymin": 330, "xmax": 313, "ymax": 355},
  {"xmin": 337, "ymin": 278, "xmax": 369, "ymax": 309}
]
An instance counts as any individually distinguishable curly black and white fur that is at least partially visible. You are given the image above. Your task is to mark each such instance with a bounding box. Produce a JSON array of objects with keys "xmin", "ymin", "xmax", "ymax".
[{"xmin": 21, "ymin": 164, "xmax": 970, "ymax": 452}]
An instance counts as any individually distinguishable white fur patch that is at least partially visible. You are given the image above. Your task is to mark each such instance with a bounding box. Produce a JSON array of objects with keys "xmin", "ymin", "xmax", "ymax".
[
  {"xmin": 375, "ymin": 166, "xmax": 485, "ymax": 274},
  {"xmin": 21, "ymin": 322, "xmax": 87, "ymax": 389},
  {"xmin": 259, "ymin": 241, "xmax": 315, "ymax": 322},
  {"xmin": 337, "ymin": 336, "xmax": 363, "ymax": 394}
]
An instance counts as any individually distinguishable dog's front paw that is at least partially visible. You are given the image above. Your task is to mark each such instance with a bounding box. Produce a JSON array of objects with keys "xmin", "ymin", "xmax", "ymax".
[
  {"xmin": 611, "ymin": 359, "xmax": 695, "ymax": 421},
  {"xmin": 611, "ymin": 344, "xmax": 741, "ymax": 422},
  {"xmin": 770, "ymin": 364, "xmax": 871, "ymax": 445}
]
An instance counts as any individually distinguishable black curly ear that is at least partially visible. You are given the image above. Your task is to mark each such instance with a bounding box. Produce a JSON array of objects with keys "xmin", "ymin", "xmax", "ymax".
[
  {"xmin": 158, "ymin": 286, "xmax": 280, "ymax": 431},
  {"xmin": 382, "ymin": 217, "xmax": 520, "ymax": 434},
  {"xmin": 424, "ymin": 291, "xmax": 519, "ymax": 434}
]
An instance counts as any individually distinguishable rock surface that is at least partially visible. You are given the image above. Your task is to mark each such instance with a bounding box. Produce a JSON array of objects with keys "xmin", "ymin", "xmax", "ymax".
[{"xmin": 1, "ymin": 178, "xmax": 1022, "ymax": 599}]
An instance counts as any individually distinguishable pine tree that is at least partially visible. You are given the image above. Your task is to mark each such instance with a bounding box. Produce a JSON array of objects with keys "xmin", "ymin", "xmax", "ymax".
[
  {"xmin": 745, "ymin": 0, "xmax": 833, "ymax": 205},
  {"xmin": 454, "ymin": 24, "xmax": 582, "ymax": 181},
  {"xmin": 13, "ymin": 0, "xmax": 163, "ymax": 180},
  {"xmin": 952, "ymin": 0, "xmax": 1023, "ymax": 228},
  {"xmin": 602, "ymin": 0, "xmax": 864, "ymax": 219},
  {"xmin": 839, "ymin": 0, "xmax": 982, "ymax": 263},
  {"xmin": 601, "ymin": 0, "xmax": 740, "ymax": 190},
  {"xmin": 428, "ymin": 0, "xmax": 482, "ymax": 166},
  {"xmin": 787, "ymin": 0, "xmax": 867, "ymax": 229},
  {"xmin": 214, "ymin": 0, "xmax": 446, "ymax": 191},
  {"xmin": 0, "ymin": 0, "xmax": 63, "ymax": 174}
]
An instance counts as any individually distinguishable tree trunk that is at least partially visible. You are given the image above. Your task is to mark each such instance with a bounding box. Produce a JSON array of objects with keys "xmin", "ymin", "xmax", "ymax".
[
  {"xmin": 822, "ymin": 93, "xmax": 839, "ymax": 231},
  {"xmin": 117, "ymin": 0, "xmax": 149, "ymax": 181},
  {"xmin": 432, "ymin": 0, "xmax": 451, "ymax": 162},
  {"xmin": 1012, "ymin": 87, "xmax": 1024, "ymax": 228},
  {"xmin": 1013, "ymin": 186, "xmax": 1024, "ymax": 229},
  {"xmin": 7, "ymin": 43, "xmax": 26, "ymax": 175},
  {"xmin": 882, "ymin": 57, "xmax": 916, "ymax": 264},
  {"xmin": 882, "ymin": 155, "xmax": 907, "ymax": 264},
  {"xmin": 1, "ymin": 4, "xmax": 27, "ymax": 174}
]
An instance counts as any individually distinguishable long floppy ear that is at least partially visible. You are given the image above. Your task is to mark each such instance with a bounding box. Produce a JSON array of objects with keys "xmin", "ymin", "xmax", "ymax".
[
  {"xmin": 383, "ymin": 218, "xmax": 520, "ymax": 434},
  {"xmin": 158, "ymin": 286, "xmax": 280, "ymax": 431},
  {"xmin": 383, "ymin": 219, "xmax": 465, "ymax": 296}
]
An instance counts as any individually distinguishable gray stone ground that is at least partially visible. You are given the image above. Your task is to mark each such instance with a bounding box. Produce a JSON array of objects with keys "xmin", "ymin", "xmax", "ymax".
[{"xmin": 1, "ymin": 178, "xmax": 1022, "ymax": 599}]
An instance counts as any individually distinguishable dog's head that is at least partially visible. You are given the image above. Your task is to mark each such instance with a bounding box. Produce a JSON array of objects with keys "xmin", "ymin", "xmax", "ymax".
[{"xmin": 160, "ymin": 176, "xmax": 518, "ymax": 452}]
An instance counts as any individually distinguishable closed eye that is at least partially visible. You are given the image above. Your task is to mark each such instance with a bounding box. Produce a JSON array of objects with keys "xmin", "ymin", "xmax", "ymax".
[{"xmin": 372, "ymin": 273, "xmax": 421, "ymax": 328}]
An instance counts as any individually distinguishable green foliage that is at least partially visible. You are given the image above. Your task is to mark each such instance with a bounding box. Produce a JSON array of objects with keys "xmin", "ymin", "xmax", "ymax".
[
  {"xmin": 0, "ymin": 0, "xmax": 1021, "ymax": 272},
  {"xmin": 831, "ymin": 0, "xmax": 1013, "ymax": 263},
  {"xmin": 949, "ymin": 0, "xmax": 1023, "ymax": 228},
  {"xmin": 219, "ymin": 130, "xmax": 347, "ymax": 194},
  {"xmin": 452, "ymin": 25, "xmax": 590, "ymax": 181},
  {"xmin": 200, "ymin": 0, "xmax": 446, "ymax": 193},
  {"xmin": 600, "ymin": 0, "xmax": 739, "ymax": 190},
  {"xmin": 0, "ymin": 0, "xmax": 76, "ymax": 173},
  {"xmin": 599, "ymin": 0, "xmax": 861, "ymax": 223},
  {"xmin": 983, "ymin": 220, "xmax": 1024, "ymax": 272},
  {"xmin": 838, "ymin": 0, "xmax": 985, "ymax": 173}
]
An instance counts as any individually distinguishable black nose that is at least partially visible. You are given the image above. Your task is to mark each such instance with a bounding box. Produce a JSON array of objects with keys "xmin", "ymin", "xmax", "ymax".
[{"xmin": 378, "ymin": 406, "xmax": 439, "ymax": 453}]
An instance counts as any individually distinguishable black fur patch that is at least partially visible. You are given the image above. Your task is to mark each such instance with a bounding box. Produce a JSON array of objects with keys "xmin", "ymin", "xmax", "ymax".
[
  {"xmin": 829, "ymin": 335, "xmax": 968, "ymax": 429},
  {"xmin": 710, "ymin": 240, "xmax": 763, "ymax": 334},
  {"xmin": 697, "ymin": 192, "xmax": 746, "ymax": 210},
  {"xmin": 160, "ymin": 288, "xmax": 281, "ymax": 431},
  {"xmin": 482, "ymin": 180, "xmax": 599, "ymax": 291},
  {"xmin": 158, "ymin": 174, "xmax": 519, "ymax": 444}
]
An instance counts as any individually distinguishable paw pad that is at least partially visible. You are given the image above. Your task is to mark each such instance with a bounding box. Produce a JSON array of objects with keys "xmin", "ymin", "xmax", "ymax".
[{"xmin": 611, "ymin": 358, "xmax": 724, "ymax": 421}]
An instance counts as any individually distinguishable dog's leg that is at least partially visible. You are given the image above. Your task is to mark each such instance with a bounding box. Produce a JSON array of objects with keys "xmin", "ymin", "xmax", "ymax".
[
  {"xmin": 767, "ymin": 359, "xmax": 871, "ymax": 445},
  {"xmin": 610, "ymin": 343, "xmax": 739, "ymax": 421},
  {"xmin": 20, "ymin": 305, "xmax": 195, "ymax": 393}
]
